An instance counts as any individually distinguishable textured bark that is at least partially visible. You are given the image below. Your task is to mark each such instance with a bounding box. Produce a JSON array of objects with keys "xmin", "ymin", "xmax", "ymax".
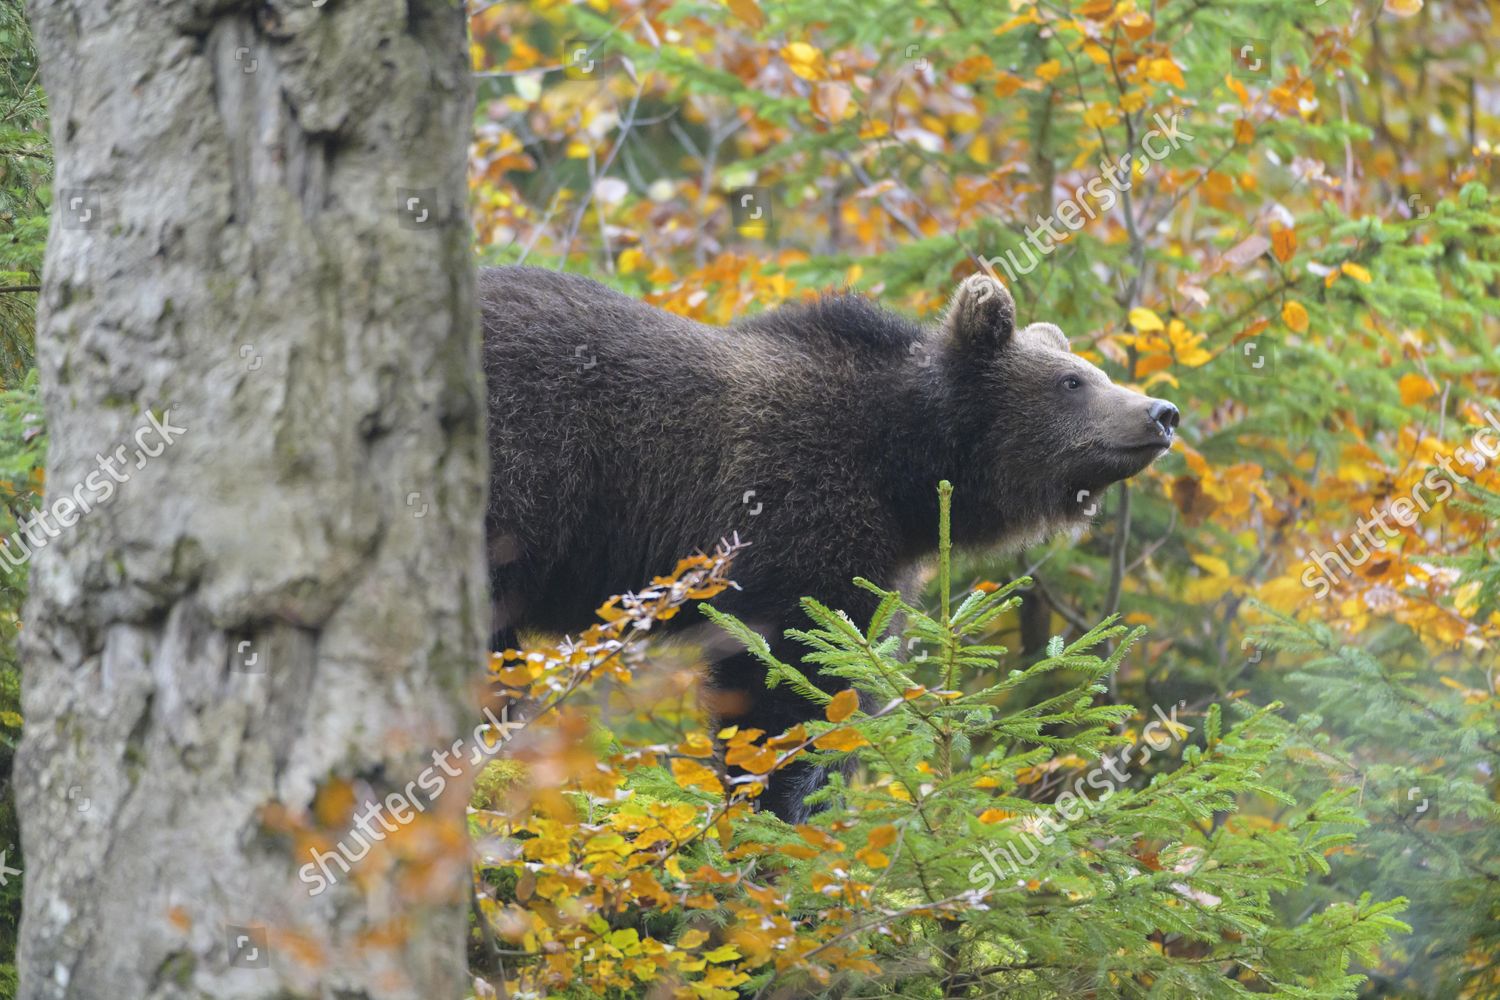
[{"xmin": 16, "ymin": 0, "xmax": 484, "ymax": 996}]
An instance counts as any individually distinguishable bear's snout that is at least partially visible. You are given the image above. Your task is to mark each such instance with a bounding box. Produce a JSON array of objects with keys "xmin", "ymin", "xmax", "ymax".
[{"xmin": 1147, "ymin": 399, "xmax": 1179, "ymax": 440}]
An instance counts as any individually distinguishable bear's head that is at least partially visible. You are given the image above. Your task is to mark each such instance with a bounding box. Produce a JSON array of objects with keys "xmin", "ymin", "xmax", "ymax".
[{"xmin": 936, "ymin": 273, "xmax": 1178, "ymax": 548}]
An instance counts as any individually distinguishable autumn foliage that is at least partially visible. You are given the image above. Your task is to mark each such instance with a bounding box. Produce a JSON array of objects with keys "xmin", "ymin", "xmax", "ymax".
[
  {"xmin": 1, "ymin": 0, "xmax": 1498, "ymax": 994},
  {"xmin": 460, "ymin": 0, "xmax": 1500, "ymax": 995}
]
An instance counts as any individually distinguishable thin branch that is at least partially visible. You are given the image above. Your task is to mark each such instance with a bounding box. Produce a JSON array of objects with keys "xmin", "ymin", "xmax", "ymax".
[{"xmin": 555, "ymin": 83, "xmax": 642, "ymax": 266}]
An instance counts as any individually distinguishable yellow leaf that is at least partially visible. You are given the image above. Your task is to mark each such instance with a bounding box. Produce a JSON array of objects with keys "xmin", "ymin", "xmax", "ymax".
[
  {"xmin": 679, "ymin": 929, "xmax": 709, "ymax": 949},
  {"xmin": 618, "ymin": 248, "xmax": 646, "ymax": 275},
  {"xmin": 1083, "ymin": 102, "xmax": 1119, "ymax": 129},
  {"xmin": 1183, "ymin": 573, "xmax": 1235, "ymax": 603},
  {"xmin": 1080, "ymin": 42, "xmax": 1111, "ymax": 66},
  {"xmin": 1036, "ymin": 60, "xmax": 1062, "ymax": 83},
  {"xmin": 783, "ymin": 41, "xmax": 820, "ymax": 63},
  {"xmin": 950, "ymin": 111, "xmax": 982, "ymax": 134},
  {"xmin": 680, "ymin": 732, "xmax": 715, "ymax": 757},
  {"xmin": 672, "ymin": 757, "xmax": 724, "ymax": 795},
  {"xmin": 1384, "ymin": 0, "xmax": 1422, "ymax": 15},
  {"xmin": 781, "ymin": 42, "xmax": 826, "ymax": 81},
  {"xmin": 1145, "ymin": 57, "xmax": 1186, "ymax": 89},
  {"xmin": 1129, "ymin": 307, "xmax": 1165, "ymax": 332},
  {"xmin": 1234, "ymin": 119, "xmax": 1255, "ymax": 145},
  {"xmin": 994, "ymin": 10, "xmax": 1042, "ymax": 35},
  {"xmin": 826, "ymin": 688, "xmax": 860, "ymax": 722},
  {"xmin": 978, "ymin": 808, "xmax": 1013, "ymax": 824},
  {"xmin": 1282, "ymin": 301, "xmax": 1309, "ymax": 332},
  {"xmin": 1340, "ymin": 261, "xmax": 1373, "ymax": 283},
  {"xmin": 1191, "ymin": 553, "xmax": 1230, "ymax": 577},
  {"xmin": 1398, "ymin": 373, "xmax": 1437, "ymax": 406}
]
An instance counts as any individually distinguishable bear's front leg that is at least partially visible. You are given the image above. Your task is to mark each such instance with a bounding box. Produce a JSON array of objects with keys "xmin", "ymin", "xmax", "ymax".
[{"xmin": 705, "ymin": 656, "xmax": 856, "ymax": 823}]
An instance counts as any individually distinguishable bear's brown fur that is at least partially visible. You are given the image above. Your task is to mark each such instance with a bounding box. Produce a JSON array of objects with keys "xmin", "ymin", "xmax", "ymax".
[{"xmin": 480, "ymin": 267, "xmax": 1178, "ymax": 821}]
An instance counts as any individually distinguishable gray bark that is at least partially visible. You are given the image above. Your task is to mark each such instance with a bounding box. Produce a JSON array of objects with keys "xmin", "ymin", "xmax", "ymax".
[{"xmin": 16, "ymin": 0, "xmax": 485, "ymax": 996}]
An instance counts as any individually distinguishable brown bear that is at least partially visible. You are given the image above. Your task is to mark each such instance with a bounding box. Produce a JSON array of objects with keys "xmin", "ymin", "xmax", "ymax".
[{"xmin": 480, "ymin": 267, "xmax": 1178, "ymax": 821}]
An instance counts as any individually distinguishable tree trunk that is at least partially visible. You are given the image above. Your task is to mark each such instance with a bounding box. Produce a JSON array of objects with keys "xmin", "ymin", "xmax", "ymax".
[{"xmin": 16, "ymin": 0, "xmax": 484, "ymax": 996}]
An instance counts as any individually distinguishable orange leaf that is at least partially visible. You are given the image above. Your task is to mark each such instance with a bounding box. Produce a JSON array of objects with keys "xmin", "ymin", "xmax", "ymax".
[
  {"xmin": 813, "ymin": 728, "xmax": 869, "ymax": 752},
  {"xmin": 725, "ymin": 743, "xmax": 779, "ymax": 773},
  {"xmin": 1225, "ymin": 73, "xmax": 1250, "ymax": 106},
  {"xmin": 795, "ymin": 825, "xmax": 846, "ymax": 850},
  {"xmin": 1272, "ymin": 228, "xmax": 1297, "ymax": 262},
  {"xmin": 994, "ymin": 72, "xmax": 1024, "ymax": 98},
  {"xmin": 826, "ymin": 688, "xmax": 860, "ymax": 722},
  {"xmin": 1398, "ymin": 373, "xmax": 1437, "ymax": 406},
  {"xmin": 723, "ymin": 0, "xmax": 764, "ymax": 29},
  {"xmin": 1120, "ymin": 11, "xmax": 1153, "ymax": 39}
]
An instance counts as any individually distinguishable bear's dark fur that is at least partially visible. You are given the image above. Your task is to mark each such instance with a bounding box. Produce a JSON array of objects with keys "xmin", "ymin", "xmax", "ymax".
[{"xmin": 480, "ymin": 266, "xmax": 1178, "ymax": 821}]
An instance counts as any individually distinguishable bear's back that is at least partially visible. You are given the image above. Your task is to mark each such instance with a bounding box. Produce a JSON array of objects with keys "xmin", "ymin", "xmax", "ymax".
[{"xmin": 478, "ymin": 265, "xmax": 929, "ymax": 632}]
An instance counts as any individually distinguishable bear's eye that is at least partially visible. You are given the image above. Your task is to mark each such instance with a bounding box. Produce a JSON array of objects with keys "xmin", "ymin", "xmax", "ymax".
[{"xmin": 1061, "ymin": 375, "xmax": 1083, "ymax": 391}]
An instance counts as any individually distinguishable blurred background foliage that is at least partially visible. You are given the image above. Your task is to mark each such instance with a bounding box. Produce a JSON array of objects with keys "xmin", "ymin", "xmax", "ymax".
[
  {"xmin": 465, "ymin": 0, "xmax": 1499, "ymax": 995},
  {"xmin": 0, "ymin": 0, "xmax": 46, "ymax": 991}
]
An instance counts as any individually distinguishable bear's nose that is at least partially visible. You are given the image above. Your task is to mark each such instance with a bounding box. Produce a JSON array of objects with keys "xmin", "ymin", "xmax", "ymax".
[{"xmin": 1148, "ymin": 399, "xmax": 1179, "ymax": 438}]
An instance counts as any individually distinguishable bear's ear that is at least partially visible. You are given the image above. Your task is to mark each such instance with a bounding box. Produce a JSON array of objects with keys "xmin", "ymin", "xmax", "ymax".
[
  {"xmin": 942, "ymin": 273, "xmax": 1016, "ymax": 353},
  {"xmin": 1024, "ymin": 322, "xmax": 1070, "ymax": 353}
]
